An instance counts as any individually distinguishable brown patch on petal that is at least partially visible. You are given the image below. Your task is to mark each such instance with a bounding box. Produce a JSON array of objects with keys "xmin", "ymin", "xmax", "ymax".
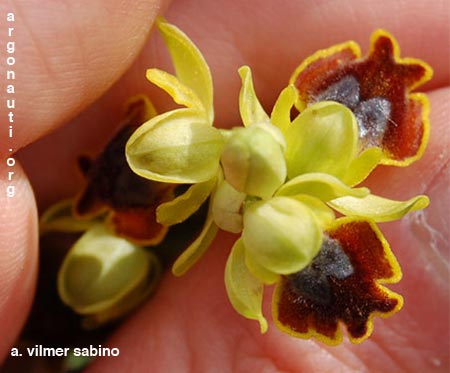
[
  {"xmin": 108, "ymin": 208, "xmax": 168, "ymax": 246},
  {"xmin": 274, "ymin": 218, "xmax": 403, "ymax": 345},
  {"xmin": 292, "ymin": 43, "xmax": 361, "ymax": 111},
  {"xmin": 291, "ymin": 30, "xmax": 432, "ymax": 165},
  {"xmin": 74, "ymin": 96, "xmax": 175, "ymax": 245}
]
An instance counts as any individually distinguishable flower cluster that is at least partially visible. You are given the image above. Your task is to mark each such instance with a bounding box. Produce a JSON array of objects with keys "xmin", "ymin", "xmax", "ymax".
[
  {"xmin": 124, "ymin": 19, "xmax": 432, "ymax": 344},
  {"xmin": 41, "ymin": 18, "xmax": 432, "ymax": 344}
]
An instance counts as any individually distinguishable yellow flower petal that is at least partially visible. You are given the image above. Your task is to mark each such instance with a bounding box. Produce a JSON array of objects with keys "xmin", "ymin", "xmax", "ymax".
[
  {"xmin": 146, "ymin": 68, "xmax": 204, "ymax": 112},
  {"xmin": 238, "ymin": 66, "xmax": 270, "ymax": 127},
  {"xmin": 270, "ymin": 84, "xmax": 297, "ymax": 133},
  {"xmin": 156, "ymin": 18, "xmax": 214, "ymax": 123},
  {"xmin": 157, "ymin": 176, "xmax": 217, "ymax": 226},
  {"xmin": 329, "ymin": 194, "xmax": 430, "ymax": 222},
  {"xmin": 276, "ymin": 172, "xmax": 369, "ymax": 201},
  {"xmin": 172, "ymin": 206, "xmax": 219, "ymax": 276},
  {"xmin": 342, "ymin": 147, "xmax": 383, "ymax": 186},
  {"xmin": 225, "ymin": 239, "xmax": 268, "ymax": 333}
]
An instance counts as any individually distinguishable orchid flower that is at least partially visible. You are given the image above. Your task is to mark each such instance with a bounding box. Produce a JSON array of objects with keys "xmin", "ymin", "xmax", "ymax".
[
  {"xmin": 117, "ymin": 21, "xmax": 432, "ymax": 344},
  {"xmin": 220, "ymin": 35, "xmax": 431, "ymax": 342}
]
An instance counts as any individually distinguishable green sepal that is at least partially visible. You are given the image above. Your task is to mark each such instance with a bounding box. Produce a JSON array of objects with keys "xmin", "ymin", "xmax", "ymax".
[
  {"xmin": 81, "ymin": 251, "xmax": 161, "ymax": 329},
  {"xmin": 284, "ymin": 101, "xmax": 358, "ymax": 179},
  {"xmin": 245, "ymin": 249, "xmax": 279, "ymax": 285}
]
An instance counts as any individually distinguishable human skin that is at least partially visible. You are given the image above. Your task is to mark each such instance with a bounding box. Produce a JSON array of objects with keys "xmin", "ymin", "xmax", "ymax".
[{"xmin": 1, "ymin": 0, "xmax": 448, "ymax": 371}]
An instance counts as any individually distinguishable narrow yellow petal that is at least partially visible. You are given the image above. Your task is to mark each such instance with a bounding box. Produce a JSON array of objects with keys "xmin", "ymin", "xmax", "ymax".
[
  {"xmin": 146, "ymin": 68, "xmax": 204, "ymax": 111},
  {"xmin": 343, "ymin": 147, "xmax": 383, "ymax": 186},
  {"xmin": 277, "ymin": 172, "xmax": 369, "ymax": 201},
  {"xmin": 271, "ymin": 85, "xmax": 297, "ymax": 133},
  {"xmin": 157, "ymin": 176, "xmax": 217, "ymax": 226},
  {"xmin": 225, "ymin": 239, "xmax": 268, "ymax": 333},
  {"xmin": 156, "ymin": 18, "xmax": 214, "ymax": 123},
  {"xmin": 329, "ymin": 194, "xmax": 430, "ymax": 222},
  {"xmin": 172, "ymin": 207, "xmax": 219, "ymax": 276},
  {"xmin": 238, "ymin": 66, "xmax": 270, "ymax": 127}
]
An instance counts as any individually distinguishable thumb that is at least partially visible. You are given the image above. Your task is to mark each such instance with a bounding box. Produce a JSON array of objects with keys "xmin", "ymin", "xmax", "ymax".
[
  {"xmin": 0, "ymin": 163, "xmax": 37, "ymax": 362},
  {"xmin": 0, "ymin": 0, "xmax": 168, "ymax": 361}
]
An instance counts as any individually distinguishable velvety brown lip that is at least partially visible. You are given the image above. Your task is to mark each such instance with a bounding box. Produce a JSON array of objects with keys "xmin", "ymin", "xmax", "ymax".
[{"xmin": 275, "ymin": 219, "xmax": 403, "ymax": 344}]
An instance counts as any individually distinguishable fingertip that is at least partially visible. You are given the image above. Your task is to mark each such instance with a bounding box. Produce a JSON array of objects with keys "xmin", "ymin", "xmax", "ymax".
[
  {"xmin": 0, "ymin": 0, "xmax": 170, "ymax": 153},
  {"xmin": 0, "ymin": 162, "xmax": 38, "ymax": 362}
]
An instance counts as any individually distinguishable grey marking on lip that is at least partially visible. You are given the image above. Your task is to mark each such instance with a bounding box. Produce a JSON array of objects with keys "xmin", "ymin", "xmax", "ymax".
[
  {"xmin": 314, "ymin": 75, "xmax": 361, "ymax": 109},
  {"xmin": 288, "ymin": 236, "xmax": 354, "ymax": 306},
  {"xmin": 354, "ymin": 97, "xmax": 391, "ymax": 147},
  {"xmin": 313, "ymin": 75, "xmax": 391, "ymax": 148}
]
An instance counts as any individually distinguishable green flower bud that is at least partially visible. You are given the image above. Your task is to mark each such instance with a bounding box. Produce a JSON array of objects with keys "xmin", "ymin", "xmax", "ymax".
[
  {"xmin": 127, "ymin": 109, "xmax": 224, "ymax": 184},
  {"xmin": 221, "ymin": 123, "xmax": 287, "ymax": 199},
  {"xmin": 58, "ymin": 225, "xmax": 161, "ymax": 327},
  {"xmin": 242, "ymin": 196, "xmax": 322, "ymax": 275}
]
